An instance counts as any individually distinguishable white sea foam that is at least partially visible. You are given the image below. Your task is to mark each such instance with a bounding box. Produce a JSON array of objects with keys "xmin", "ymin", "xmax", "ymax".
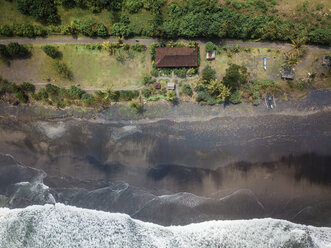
[
  {"xmin": 0, "ymin": 204, "xmax": 330, "ymax": 248},
  {"xmin": 111, "ymin": 125, "xmax": 142, "ymax": 140},
  {"xmin": 35, "ymin": 121, "xmax": 66, "ymax": 139}
]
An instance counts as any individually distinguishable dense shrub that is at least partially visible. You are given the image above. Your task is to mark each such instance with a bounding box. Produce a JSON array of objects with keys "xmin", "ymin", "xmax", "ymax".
[
  {"xmin": 54, "ymin": 61, "xmax": 73, "ymax": 80},
  {"xmin": 112, "ymin": 23, "xmax": 132, "ymax": 38},
  {"xmin": 126, "ymin": 0, "xmax": 143, "ymax": 14},
  {"xmin": 195, "ymin": 91, "xmax": 218, "ymax": 105},
  {"xmin": 0, "ymin": 25, "xmax": 13, "ymax": 36},
  {"xmin": 15, "ymin": 91, "xmax": 28, "ymax": 103},
  {"xmin": 119, "ymin": 90, "xmax": 139, "ymax": 101},
  {"xmin": 6, "ymin": 43, "xmax": 30, "ymax": 58},
  {"xmin": 165, "ymin": 90, "xmax": 177, "ymax": 102},
  {"xmin": 69, "ymin": 85, "xmax": 85, "ymax": 99},
  {"xmin": 229, "ymin": 90, "xmax": 242, "ymax": 104},
  {"xmin": 222, "ymin": 64, "xmax": 249, "ymax": 91},
  {"xmin": 129, "ymin": 101, "xmax": 144, "ymax": 113},
  {"xmin": 81, "ymin": 93, "xmax": 95, "ymax": 106},
  {"xmin": 309, "ymin": 29, "xmax": 331, "ymax": 45},
  {"xmin": 42, "ymin": 45, "xmax": 61, "ymax": 59},
  {"xmin": 2, "ymin": 24, "xmax": 48, "ymax": 38},
  {"xmin": 174, "ymin": 68, "xmax": 187, "ymax": 78},
  {"xmin": 17, "ymin": 0, "xmax": 60, "ymax": 24},
  {"xmin": 109, "ymin": 91, "xmax": 120, "ymax": 101},
  {"xmin": 21, "ymin": 82, "xmax": 35, "ymax": 93},
  {"xmin": 181, "ymin": 84, "xmax": 192, "ymax": 96},
  {"xmin": 202, "ymin": 65, "xmax": 216, "ymax": 82},
  {"xmin": 142, "ymin": 86, "xmax": 153, "ymax": 98},
  {"xmin": 205, "ymin": 41, "xmax": 216, "ymax": 52},
  {"xmin": 143, "ymin": 75, "xmax": 156, "ymax": 85},
  {"xmin": 150, "ymin": 69, "xmax": 159, "ymax": 77},
  {"xmin": 0, "ymin": 45, "xmax": 9, "ymax": 58},
  {"xmin": 130, "ymin": 44, "xmax": 147, "ymax": 52},
  {"xmin": 32, "ymin": 88, "xmax": 48, "ymax": 101}
]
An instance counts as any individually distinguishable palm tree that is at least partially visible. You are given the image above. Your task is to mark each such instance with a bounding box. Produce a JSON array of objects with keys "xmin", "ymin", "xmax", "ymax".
[
  {"xmin": 207, "ymin": 79, "xmax": 231, "ymax": 102},
  {"xmin": 101, "ymin": 84, "xmax": 114, "ymax": 101}
]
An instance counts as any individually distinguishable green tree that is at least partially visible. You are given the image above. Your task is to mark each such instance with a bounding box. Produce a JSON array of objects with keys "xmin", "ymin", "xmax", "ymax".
[
  {"xmin": 222, "ymin": 64, "xmax": 249, "ymax": 91},
  {"xmin": 42, "ymin": 45, "xmax": 61, "ymax": 59},
  {"xmin": 207, "ymin": 79, "xmax": 231, "ymax": 102},
  {"xmin": 6, "ymin": 43, "xmax": 30, "ymax": 58},
  {"xmin": 202, "ymin": 65, "xmax": 216, "ymax": 82},
  {"xmin": 205, "ymin": 41, "xmax": 216, "ymax": 52}
]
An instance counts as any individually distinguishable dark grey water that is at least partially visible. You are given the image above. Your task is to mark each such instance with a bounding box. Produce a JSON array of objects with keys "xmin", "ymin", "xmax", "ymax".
[{"xmin": 0, "ymin": 91, "xmax": 331, "ymax": 227}]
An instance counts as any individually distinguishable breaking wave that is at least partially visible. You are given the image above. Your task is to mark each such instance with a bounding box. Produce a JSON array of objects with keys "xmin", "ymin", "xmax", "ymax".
[{"xmin": 0, "ymin": 204, "xmax": 330, "ymax": 248}]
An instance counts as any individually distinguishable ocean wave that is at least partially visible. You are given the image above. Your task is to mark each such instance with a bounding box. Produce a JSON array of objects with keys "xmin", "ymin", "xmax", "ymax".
[{"xmin": 0, "ymin": 204, "xmax": 330, "ymax": 248}]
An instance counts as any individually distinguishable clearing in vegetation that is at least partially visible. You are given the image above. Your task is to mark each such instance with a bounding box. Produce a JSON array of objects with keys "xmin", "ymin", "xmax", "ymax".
[{"xmin": 0, "ymin": 43, "xmax": 152, "ymax": 89}]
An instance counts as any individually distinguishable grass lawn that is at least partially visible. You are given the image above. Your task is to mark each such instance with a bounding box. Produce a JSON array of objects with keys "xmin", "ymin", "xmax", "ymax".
[
  {"xmin": 0, "ymin": 0, "xmax": 36, "ymax": 25},
  {"xmin": 0, "ymin": 44, "xmax": 152, "ymax": 89},
  {"xmin": 57, "ymin": 6, "xmax": 114, "ymax": 28},
  {"xmin": 199, "ymin": 44, "xmax": 331, "ymax": 97},
  {"xmin": 200, "ymin": 46, "xmax": 285, "ymax": 82}
]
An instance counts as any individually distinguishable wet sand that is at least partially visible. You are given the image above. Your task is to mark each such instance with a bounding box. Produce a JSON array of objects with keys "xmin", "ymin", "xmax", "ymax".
[{"xmin": 0, "ymin": 90, "xmax": 330, "ymax": 226}]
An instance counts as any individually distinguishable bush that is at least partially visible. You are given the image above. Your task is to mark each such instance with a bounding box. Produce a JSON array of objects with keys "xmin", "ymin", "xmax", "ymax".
[
  {"xmin": 129, "ymin": 101, "xmax": 144, "ymax": 113},
  {"xmin": 81, "ymin": 93, "xmax": 95, "ymax": 106},
  {"xmin": 15, "ymin": 91, "xmax": 28, "ymax": 103},
  {"xmin": 6, "ymin": 43, "xmax": 30, "ymax": 58},
  {"xmin": 54, "ymin": 61, "xmax": 73, "ymax": 80},
  {"xmin": 97, "ymin": 23, "xmax": 108, "ymax": 37},
  {"xmin": 119, "ymin": 90, "xmax": 139, "ymax": 101},
  {"xmin": 131, "ymin": 44, "xmax": 147, "ymax": 52},
  {"xmin": 195, "ymin": 91, "xmax": 218, "ymax": 105},
  {"xmin": 165, "ymin": 90, "xmax": 177, "ymax": 102},
  {"xmin": 174, "ymin": 68, "xmax": 187, "ymax": 78},
  {"xmin": 205, "ymin": 41, "xmax": 216, "ymax": 52},
  {"xmin": 142, "ymin": 87, "xmax": 154, "ymax": 98},
  {"xmin": 126, "ymin": 0, "xmax": 143, "ymax": 14},
  {"xmin": 69, "ymin": 86, "xmax": 85, "ymax": 99},
  {"xmin": 229, "ymin": 90, "xmax": 242, "ymax": 104},
  {"xmin": 21, "ymin": 82, "xmax": 35, "ymax": 93},
  {"xmin": 181, "ymin": 84, "xmax": 192, "ymax": 96},
  {"xmin": 0, "ymin": 44, "xmax": 9, "ymax": 58},
  {"xmin": 202, "ymin": 65, "xmax": 216, "ymax": 82},
  {"xmin": 112, "ymin": 23, "xmax": 132, "ymax": 38},
  {"xmin": 0, "ymin": 25, "xmax": 13, "ymax": 36},
  {"xmin": 143, "ymin": 75, "xmax": 156, "ymax": 85},
  {"xmin": 151, "ymin": 69, "xmax": 159, "ymax": 77},
  {"xmin": 223, "ymin": 64, "xmax": 249, "ymax": 91},
  {"xmin": 17, "ymin": 0, "xmax": 60, "ymax": 24},
  {"xmin": 187, "ymin": 68, "xmax": 197, "ymax": 77},
  {"xmin": 42, "ymin": 45, "xmax": 61, "ymax": 59},
  {"xmin": 109, "ymin": 91, "xmax": 120, "ymax": 101},
  {"xmin": 33, "ymin": 88, "xmax": 48, "ymax": 101}
]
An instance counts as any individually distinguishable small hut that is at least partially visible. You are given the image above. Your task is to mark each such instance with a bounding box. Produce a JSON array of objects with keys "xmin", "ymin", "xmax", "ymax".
[
  {"xmin": 206, "ymin": 50, "xmax": 216, "ymax": 60},
  {"xmin": 167, "ymin": 82, "xmax": 175, "ymax": 90},
  {"xmin": 280, "ymin": 68, "xmax": 295, "ymax": 80}
]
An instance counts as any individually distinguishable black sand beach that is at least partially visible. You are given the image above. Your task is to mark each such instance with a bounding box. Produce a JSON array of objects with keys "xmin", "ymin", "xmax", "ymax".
[{"xmin": 0, "ymin": 90, "xmax": 331, "ymax": 226}]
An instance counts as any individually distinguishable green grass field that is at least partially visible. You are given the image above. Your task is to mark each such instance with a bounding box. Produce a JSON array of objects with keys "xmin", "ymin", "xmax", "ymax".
[{"xmin": 0, "ymin": 44, "xmax": 152, "ymax": 89}]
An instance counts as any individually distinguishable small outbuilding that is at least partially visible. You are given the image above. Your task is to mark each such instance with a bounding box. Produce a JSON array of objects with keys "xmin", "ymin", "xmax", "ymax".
[
  {"xmin": 280, "ymin": 68, "xmax": 295, "ymax": 80},
  {"xmin": 322, "ymin": 55, "xmax": 331, "ymax": 67},
  {"xmin": 206, "ymin": 50, "xmax": 216, "ymax": 60},
  {"xmin": 167, "ymin": 82, "xmax": 175, "ymax": 90}
]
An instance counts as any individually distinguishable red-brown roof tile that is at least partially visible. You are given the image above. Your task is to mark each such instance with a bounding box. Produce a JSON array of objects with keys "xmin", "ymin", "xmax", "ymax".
[{"xmin": 155, "ymin": 47, "xmax": 198, "ymax": 68}]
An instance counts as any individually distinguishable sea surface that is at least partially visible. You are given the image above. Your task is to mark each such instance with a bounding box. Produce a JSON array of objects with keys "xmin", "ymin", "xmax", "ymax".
[{"xmin": 0, "ymin": 90, "xmax": 331, "ymax": 247}]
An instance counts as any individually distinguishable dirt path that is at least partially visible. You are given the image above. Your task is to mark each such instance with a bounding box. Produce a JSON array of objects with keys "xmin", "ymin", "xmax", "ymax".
[
  {"xmin": 33, "ymin": 82, "xmax": 146, "ymax": 92},
  {"xmin": 0, "ymin": 37, "xmax": 329, "ymax": 52}
]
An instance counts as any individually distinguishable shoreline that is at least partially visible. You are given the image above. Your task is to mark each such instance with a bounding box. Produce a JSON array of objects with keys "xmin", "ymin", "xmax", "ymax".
[{"xmin": 1, "ymin": 89, "xmax": 330, "ymax": 124}]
